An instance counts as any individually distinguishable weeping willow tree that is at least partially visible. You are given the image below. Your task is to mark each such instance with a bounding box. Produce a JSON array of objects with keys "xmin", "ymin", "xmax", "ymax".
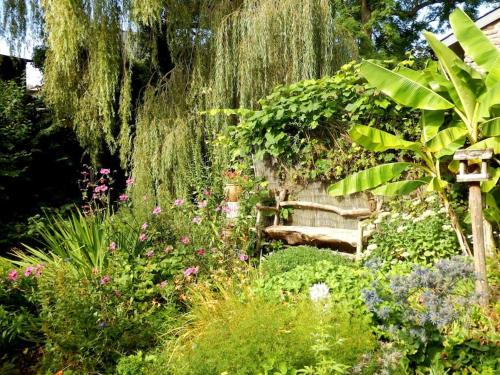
[{"xmin": 1, "ymin": 0, "xmax": 357, "ymax": 208}]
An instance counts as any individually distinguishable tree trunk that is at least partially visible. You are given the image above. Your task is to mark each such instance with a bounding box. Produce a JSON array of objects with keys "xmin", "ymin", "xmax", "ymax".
[{"xmin": 360, "ymin": 0, "xmax": 372, "ymax": 38}]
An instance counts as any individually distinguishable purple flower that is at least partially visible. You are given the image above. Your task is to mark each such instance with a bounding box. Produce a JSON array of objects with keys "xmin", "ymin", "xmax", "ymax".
[
  {"xmin": 361, "ymin": 288, "xmax": 382, "ymax": 310},
  {"xmin": 100, "ymin": 275, "xmax": 111, "ymax": 285},
  {"xmin": 94, "ymin": 185, "xmax": 108, "ymax": 193},
  {"xmin": 174, "ymin": 198, "xmax": 184, "ymax": 206},
  {"xmin": 145, "ymin": 250, "xmax": 154, "ymax": 258},
  {"xmin": 152, "ymin": 206, "xmax": 161, "ymax": 215},
  {"xmin": 24, "ymin": 266, "xmax": 34, "ymax": 277},
  {"xmin": 183, "ymin": 266, "xmax": 199, "ymax": 277},
  {"xmin": 7, "ymin": 269, "xmax": 18, "ymax": 281},
  {"xmin": 192, "ymin": 216, "xmax": 202, "ymax": 225},
  {"xmin": 196, "ymin": 248, "xmax": 205, "ymax": 256},
  {"xmin": 239, "ymin": 254, "xmax": 249, "ymax": 261},
  {"xmin": 119, "ymin": 194, "xmax": 129, "ymax": 202},
  {"xmin": 100, "ymin": 168, "xmax": 111, "ymax": 175},
  {"xmin": 180, "ymin": 236, "xmax": 190, "ymax": 245}
]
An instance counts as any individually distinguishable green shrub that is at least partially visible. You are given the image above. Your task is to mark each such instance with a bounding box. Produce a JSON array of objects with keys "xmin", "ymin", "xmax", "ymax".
[
  {"xmin": 166, "ymin": 283, "xmax": 376, "ymax": 374},
  {"xmin": 365, "ymin": 195, "xmax": 460, "ymax": 266},
  {"xmin": 261, "ymin": 245, "xmax": 353, "ymax": 275},
  {"xmin": 257, "ymin": 260, "xmax": 371, "ymax": 308},
  {"xmin": 36, "ymin": 258, "xmax": 178, "ymax": 373}
]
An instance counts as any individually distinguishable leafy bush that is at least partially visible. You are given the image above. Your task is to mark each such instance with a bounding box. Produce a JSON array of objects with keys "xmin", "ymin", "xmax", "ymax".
[
  {"xmin": 36, "ymin": 259, "xmax": 178, "ymax": 373},
  {"xmin": 365, "ymin": 195, "xmax": 460, "ymax": 266},
  {"xmin": 261, "ymin": 245, "xmax": 353, "ymax": 275},
  {"xmin": 257, "ymin": 260, "xmax": 371, "ymax": 308},
  {"xmin": 166, "ymin": 282, "xmax": 376, "ymax": 374},
  {"xmin": 0, "ymin": 259, "xmax": 41, "ymax": 366}
]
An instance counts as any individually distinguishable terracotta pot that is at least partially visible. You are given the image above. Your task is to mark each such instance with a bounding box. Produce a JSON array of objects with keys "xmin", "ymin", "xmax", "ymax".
[{"xmin": 224, "ymin": 183, "xmax": 242, "ymax": 202}]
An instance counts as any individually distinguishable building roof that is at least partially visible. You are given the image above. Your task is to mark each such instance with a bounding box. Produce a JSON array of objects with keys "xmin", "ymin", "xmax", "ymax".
[{"xmin": 441, "ymin": 6, "xmax": 500, "ymax": 47}]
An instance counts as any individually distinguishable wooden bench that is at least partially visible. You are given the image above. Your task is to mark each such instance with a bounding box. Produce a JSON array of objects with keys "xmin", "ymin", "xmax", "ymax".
[{"xmin": 255, "ymin": 190, "xmax": 376, "ymax": 259}]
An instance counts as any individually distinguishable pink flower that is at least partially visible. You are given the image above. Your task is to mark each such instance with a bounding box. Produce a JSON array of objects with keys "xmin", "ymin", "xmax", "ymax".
[
  {"xmin": 196, "ymin": 248, "xmax": 205, "ymax": 256},
  {"xmin": 215, "ymin": 205, "xmax": 222, "ymax": 212},
  {"xmin": 100, "ymin": 275, "xmax": 111, "ymax": 285},
  {"xmin": 145, "ymin": 250, "xmax": 154, "ymax": 258},
  {"xmin": 35, "ymin": 264, "xmax": 44, "ymax": 277},
  {"xmin": 192, "ymin": 216, "xmax": 202, "ymax": 225},
  {"xmin": 180, "ymin": 236, "xmax": 190, "ymax": 245},
  {"xmin": 24, "ymin": 266, "xmax": 34, "ymax": 277},
  {"xmin": 109, "ymin": 242, "xmax": 117, "ymax": 251},
  {"xmin": 203, "ymin": 189, "xmax": 211, "ymax": 196},
  {"xmin": 100, "ymin": 168, "xmax": 111, "ymax": 175},
  {"xmin": 94, "ymin": 185, "xmax": 108, "ymax": 193},
  {"xmin": 141, "ymin": 222, "xmax": 148, "ymax": 230},
  {"xmin": 7, "ymin": 269, "xmax": 18, "ymax": 281},
  {"xmin": 174, "ymin": 198, "xmax": 184, "ymax": 206},
  {"xmin": 223, "ymin": 205, "xmax": 232, "ymax": 214},
  {"xmin": 92, "ymin": 267, "xmax": 98, "ymax": 274},
  {"xmin": 164, "ymin": 245, "xmax": 173, "ymax": 253},
  {"xmin": 126, "ymin": 177, "xmax": 135, "ymax": 185},
  {"xmin": 159, "ymin": 280, "xmax": 167, "ymax": 288},
  {"xmin": 198, "ymin": 200, "xmax": 207, "ymax": 209},
  {"xmin": 119, "ymin": 194, "xmax": 129, "ymax": 202},
  {"xmin": 239, "ymin": 254, "xmax": 249, "ymax": 261},
  {"xmin": 183, "ymin": 266, "xmax": 199, "ymax": 277},
  {"xmin": 139, "ymin": 233, "xmax": 147, "ymax": 242},
  {"xmin": 152, "ymin": 206, "xmax": 161, "ymax": 215}
]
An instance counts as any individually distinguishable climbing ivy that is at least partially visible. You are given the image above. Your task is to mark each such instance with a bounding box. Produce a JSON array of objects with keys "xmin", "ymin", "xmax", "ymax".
[{"xmin": 216, "ymin": 60, "xmax": 421, "ymax": 183}]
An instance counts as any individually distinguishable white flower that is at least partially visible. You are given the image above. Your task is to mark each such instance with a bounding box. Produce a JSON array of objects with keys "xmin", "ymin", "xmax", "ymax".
[
  {"xmin": 442, "ymin": 224, "xmax": 453, "ymax": 231},
  {"xmin": 396, "ymin": 226, "xmax": 405, "ymax": 233},
  {"xmin": 402, "ymin": 213, "xmax": 412, "ymax": 220},
  {"xmin": 365, "ymin": 223, "xmax": 376, "ymax": 232},
  {"xmin": 425, "ymin": 195, "xmax": 437, "ymax": 203},
  {"xmin": 374, "ymin": 218, "xmax": 383, "ymax": 224},
  {"xmin": 438, "ymin": 207, "xmax": 447, "ymax": 214},
  {"xmin": 379, "ymin": 212, "xmax": 391, "ymax": 218},
  {"xmin": 309, "ymin": 283, "xmax": 330, "ymax": 302},
  {"xmin": 412, "ymin": 200, "xmax": 420, "ymax": 206},
  {"xmin": 366, "ymin": 244, "xmax": 378, "ymax": 252}
]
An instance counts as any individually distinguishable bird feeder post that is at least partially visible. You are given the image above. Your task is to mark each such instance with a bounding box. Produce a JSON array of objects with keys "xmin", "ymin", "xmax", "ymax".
[{"xmin": 453, "ymin": 149, "xmax": 493, "ymax": 307}]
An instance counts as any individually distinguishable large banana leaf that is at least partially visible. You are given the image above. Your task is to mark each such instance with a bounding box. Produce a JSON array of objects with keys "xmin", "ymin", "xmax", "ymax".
[
  {"xmin": 328, "ymin": 162, "xmax": 411, "ymax": 196},
  {"xmin": 450, "ymin": 8, "xmax": 500, "ymax": 72},
  {"xmin": 360, "ymin": 61, "xmax": 454, "ymax": 110},
  {"xmin": 425, "ymin": 126, "xmax": 468, "ymax": 153},
  {"xmin": 481, "ymin": 117, "xmax": 500, "ymax": 137},
  {"xmin": 427, "ymin": 177, "xmax": 448, "ymax": 192},
  {"xmin": 349, "ymin": 125, "xmax": 421, "ymax": 152},
  {"xmin": 484, "ymin": 191, "xmax": 500, "ymax": 224},
  {"xmin": 468, "ymin": 136, "xmax": 500, "ymax": 154},
  {"xmin": 481, "ymin": 167, "xmax": 500, "ymax": 193},
  {"xmin": 371, "ymin": 180, "xmax": 427, "ymax": 196},
  {"xmin": 420, "ymin": 109, "xmax": 445, "ymax": 143},
  {"xmin": 478, "ymin": 83, "xmax": 500, "ymax": 119},
  {"xmin": 424, "ymin": 32, "xmax": 477, "ymax": 123}
]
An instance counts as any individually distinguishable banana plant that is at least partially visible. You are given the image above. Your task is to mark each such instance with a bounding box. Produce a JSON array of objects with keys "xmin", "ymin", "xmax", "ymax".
[{"xmin": 328, "ymin": 8, "xmax": 500, "ymax": 256}]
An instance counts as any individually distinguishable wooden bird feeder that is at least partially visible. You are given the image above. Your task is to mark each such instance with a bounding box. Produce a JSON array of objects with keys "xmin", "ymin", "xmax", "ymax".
[{"xmin": 453, "ymin": 149, "xmax": 493, "ymax": 182}]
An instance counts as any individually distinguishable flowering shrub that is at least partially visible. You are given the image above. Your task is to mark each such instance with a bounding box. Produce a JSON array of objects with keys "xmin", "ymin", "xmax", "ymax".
[
  {"xmin": 361, "ymin": 257, "xmax": 479, "ymax": 370},
  {"xmin": 0, "ymin": 259, "xmax": 42, "ymax": 368},
  {"xmin": 364, "ymin": 195, "xmax": 460, "ymax": 266}
]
